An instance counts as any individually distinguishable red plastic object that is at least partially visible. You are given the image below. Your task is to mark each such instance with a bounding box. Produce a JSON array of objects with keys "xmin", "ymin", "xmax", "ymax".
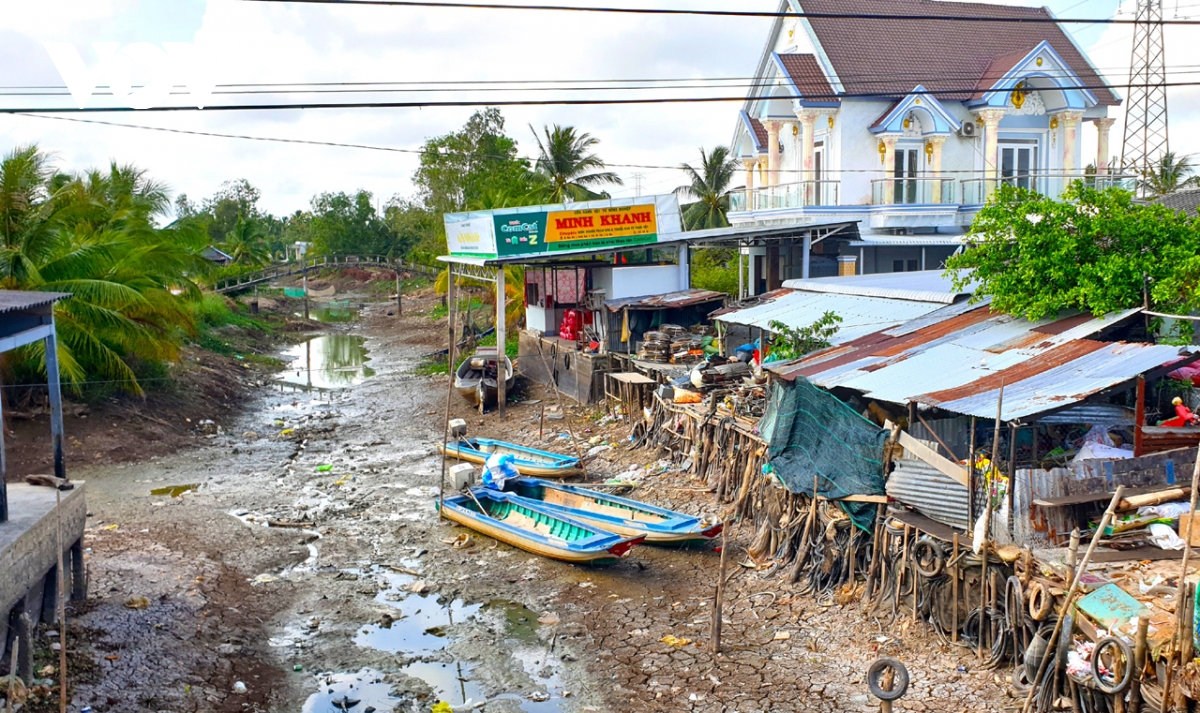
[{"xmin": 559, "ymin": 309, "xmax": 581, "ymax": 340}]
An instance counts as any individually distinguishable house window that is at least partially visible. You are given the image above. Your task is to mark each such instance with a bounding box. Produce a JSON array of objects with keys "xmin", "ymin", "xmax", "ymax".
[
  {"xmin": 893, "ymin": 147, "xmax": 922, "ymax": 204},
  {"xmin": 893, "ymin": 259, "xmax": 905, "ymax": 272}
]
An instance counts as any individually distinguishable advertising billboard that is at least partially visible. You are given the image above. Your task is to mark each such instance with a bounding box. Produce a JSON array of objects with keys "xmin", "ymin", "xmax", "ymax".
[{"xmin": 494, "ymin": 204, "xmax": 659, "ymax": 258}]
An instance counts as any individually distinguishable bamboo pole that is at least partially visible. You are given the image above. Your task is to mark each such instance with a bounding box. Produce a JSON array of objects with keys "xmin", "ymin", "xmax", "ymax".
[
  {"xmin": 1020, "ymin": 486, "xmax": 1126, "ymax": 713},
  {"xmin": 952, "ymin": 533, "xmax": 960, "ymax": 643},
  {"xmin": 1162, "ymin": 448, "xmax": 1200, "ymax": 711},
  {"xmin": 1128, "ymin": 616, "xmax": 1148, "ymax": 713},
  {"xmin": 711, "ymin": 523, "xmax": 731, "ymax": 654}
]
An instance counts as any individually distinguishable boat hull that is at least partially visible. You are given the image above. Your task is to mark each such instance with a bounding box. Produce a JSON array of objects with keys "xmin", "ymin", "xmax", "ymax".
[
  {"xmin": 505, "ymin": 478, "xmax": 723, "ymax": 545},
  {"xmin": 455, "ymin": 356, "xmax": 514, "ymax": 407},
  {"xmin": 437, "ymin": 490, "xmax": 642, "ymax": 565},
  {"xmin": 437, "ymin": 438, "xmax": 583, "ymax": 478}
]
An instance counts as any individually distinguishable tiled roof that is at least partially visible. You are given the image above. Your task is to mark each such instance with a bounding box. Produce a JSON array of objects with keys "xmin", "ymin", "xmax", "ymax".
[
  {"xmin": 747, "ymin": 116, "xmax": 768, "ymax": 150},
  {"xmin": 1153, "ymin": 189, "xmax": 1200, "ymax": 217},
  {"xmin": 797, "ymin": 0, "xmax": 1119, "ymax": 105},
  {"xmin": 868, "ymin": 99, "xmax": 903, "ymax": 130},
  {"xmin": 777, "ymin": 53, "xmax": 839, "ymax": 104}
]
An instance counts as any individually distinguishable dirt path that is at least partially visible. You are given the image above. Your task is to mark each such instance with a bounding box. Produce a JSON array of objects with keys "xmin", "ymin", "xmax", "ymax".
[{"xmin": 49, "ymin": 290, "xmax": 1013, "ymax": 713}]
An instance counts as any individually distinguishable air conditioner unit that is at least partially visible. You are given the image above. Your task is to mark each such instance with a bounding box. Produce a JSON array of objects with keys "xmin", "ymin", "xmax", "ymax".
[{"xmin": 959, "ymin": 122, "xmax": 977, "ymax": 138}]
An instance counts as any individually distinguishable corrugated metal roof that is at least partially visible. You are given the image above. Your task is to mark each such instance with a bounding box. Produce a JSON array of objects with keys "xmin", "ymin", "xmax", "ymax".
[
  {"xmin": 849, "ymin": 235, "xmax": 969, "ymax": 247},
  {"xmin": 713, "ymin": 289, "xmax": 946, "ymax": 341},
  {"xmin": 0, "ymin": 290, "xmax": 68, "ymax": 314},
  {"xmin": 604, "ymin": 289, "xmax": 725, "ymax": 311},
  {"xmin": 767, "ymin": 304, "xmax": 1181, "ymax": 420}
]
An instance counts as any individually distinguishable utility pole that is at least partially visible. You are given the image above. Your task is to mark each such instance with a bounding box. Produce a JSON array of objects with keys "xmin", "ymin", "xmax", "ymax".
[{"xmin": 1121, "ymin": 0, "xmax": 1170, "ymax": 195}]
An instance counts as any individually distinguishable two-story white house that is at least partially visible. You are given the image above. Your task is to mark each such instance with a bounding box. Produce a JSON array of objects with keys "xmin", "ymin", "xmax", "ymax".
[{"xmin": 729, "ymin": 0, "xmax": 1131, "ymax": 293}]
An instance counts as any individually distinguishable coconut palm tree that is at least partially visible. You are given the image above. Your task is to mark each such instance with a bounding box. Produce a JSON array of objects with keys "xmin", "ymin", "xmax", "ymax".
[
  {"xmin": 530, "ymin": 125, "xmax": 622, "ymax": 203},
  {"xmin": 1144, "ymin": 151, "xmax": 1200, "ymax": 197},
  {"xmin": 675, "ymin": 146, "xmax": 741, "ymax": 230},
  {"xmin": 0, "ymin": 145, "xmax": 208, "ymax": 393},
  {"xmin": 220, "ymin": 215, "xmax": 271, "ymax": 266}
]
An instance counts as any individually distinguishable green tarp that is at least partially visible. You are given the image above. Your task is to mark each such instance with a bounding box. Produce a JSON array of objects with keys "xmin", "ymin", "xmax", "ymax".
[{"xmin": 759, "ymin": 377, "xmax": 888, "ymax": 530}]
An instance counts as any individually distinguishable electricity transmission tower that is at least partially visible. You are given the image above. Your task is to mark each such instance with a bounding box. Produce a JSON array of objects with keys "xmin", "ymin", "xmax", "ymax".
[{"xmin": 1120, "ymin": 0, "xmax": 1169, "ymax": 192}]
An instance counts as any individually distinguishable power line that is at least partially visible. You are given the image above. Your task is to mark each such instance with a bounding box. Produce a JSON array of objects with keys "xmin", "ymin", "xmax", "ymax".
[
  {"xmin": 238, "ymin": 0, "xmax": 1200, "ymax": 25},
  {"xmin": 20, "ymin": 113, "xmax": 1198, "ymax": 175},
  {"xmin": 7, "ymin": 62, "xmax": 1199, "ymax": 93},
  {"xmin": 7, "ymin": 79, "xmax": 1200, "ymax": 113}
]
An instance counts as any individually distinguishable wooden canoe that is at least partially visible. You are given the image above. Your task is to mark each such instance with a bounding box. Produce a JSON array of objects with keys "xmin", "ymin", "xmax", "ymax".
[
  {"xmin": 436, "ymin": 489, "xmax": 643, "ymax": 565},
  {"xmin": 454, "ymin": 354, "xmax": 514, "ymax": 407},
  {"xmin": 437, "ymin": 438, "xmax": 583, "ymax": 478},
  {"xmin": 504, "ymin": 478, "xmax": 723, "ymax": 545}
]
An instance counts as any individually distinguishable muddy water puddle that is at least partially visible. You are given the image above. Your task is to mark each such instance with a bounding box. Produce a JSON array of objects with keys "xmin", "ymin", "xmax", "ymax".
[
  {"xmin": 332, "ymin": 567, "xmax": 566, "ymax": 711},
  {"xmin": 302, "ymin": 668, "xmax": 402, "ymax": 712},
  {"xmin": 278, "ymin": 335, "xmax": 375, "ymax": 390}
]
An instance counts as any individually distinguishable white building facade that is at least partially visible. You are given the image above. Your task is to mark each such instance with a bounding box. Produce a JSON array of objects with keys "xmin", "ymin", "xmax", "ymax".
[{"xmin": 729, "ymin": 0, "xmax": 1130, "ymax": 292}]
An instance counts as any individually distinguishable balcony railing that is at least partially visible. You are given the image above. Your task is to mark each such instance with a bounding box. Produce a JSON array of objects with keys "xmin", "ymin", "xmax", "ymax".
[
  {"xmin": 870, "ymin": 177, "xmax": 957, "ymax": 206},
  {"xmin": 959, "ymin": 172, "xmax": 1138, "ymax": 205},
  {"xmin": 729, "ymin": 180, "xmax": 841, "ymax": 212}
]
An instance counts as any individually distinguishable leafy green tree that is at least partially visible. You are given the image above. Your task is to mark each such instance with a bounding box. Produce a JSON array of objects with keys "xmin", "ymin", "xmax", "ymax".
[
  {"xmin": 946, "ymin": 182, "xmax": 1200, "ymax": 320},
  {"xmin": 676, "ymin": 146, "xmax": 740, "ymax": 230},
  {"xmin": 200, "ymin": 179, "xmax": 263, "ymax": 244},
  {"xmin": 414, "ymin": 109, "xmax": 542, "ymax": 213},
  {"xmin": 769, "ymin": 312, "xmax": 842, "ymax": 360},
  {"xmin": 530, "ymin": 124, "xmax": 622, "ymax": 203},
  {"xmin": 384, "ymin": 199, "xmax": 439, "ymax": 261},
  {"xmin": 1144, "ymin": 151, "xmax": 1200, "ymax": 197},
  {"xmin": 690, "ymin": 249, "xmax": 739, "ymax": 296},
  {"xmin": 309, "ymin": 190, "xmax": 395, "ymax": 256},
  {"xmin": 0, "ymin": 145, "xmax": 209, "ymax": 393}
]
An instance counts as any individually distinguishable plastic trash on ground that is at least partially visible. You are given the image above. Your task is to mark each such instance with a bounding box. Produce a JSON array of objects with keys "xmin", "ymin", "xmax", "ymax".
[{"xmin": 482, "ymin": 453, "xmax": 518, "ymax": 490}]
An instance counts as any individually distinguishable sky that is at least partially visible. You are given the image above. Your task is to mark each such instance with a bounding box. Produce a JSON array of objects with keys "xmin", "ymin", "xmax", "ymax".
[{"xmin": 0, "ymin": 0, "xmax": 1196, "ymax": 217}]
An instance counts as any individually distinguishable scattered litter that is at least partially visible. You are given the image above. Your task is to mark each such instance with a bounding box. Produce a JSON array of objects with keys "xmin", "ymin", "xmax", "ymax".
[
  {"xmin": 660, "ymin": 635, "xmax": 693, "ymax": 648},
  {"xmin": 408, "ymin": 580, "xmax": 432, "ymax": 594},
  {"xmin": 317, "ymin": 464, "xmax": 334, "ymax": 472},
  {"xmin": 537, "ymin": 612, "xmax": 561, "ymax": 626},
  {"xmin": 124, "ymin": 596, "xmax": 150, "ymax": 610},
  {"xmin": 773, "ymin": 631, "xmax": 792, "ymax": 641},
  {"xmin": 451, "ymin": 534, "xmax": 475, "ymax": 550},
  {"xmin": 233, "ymin": 681, "xmax": 248, "ymax": 694},
  {"xmin": 252, "ymin": 574, "xmax": 279, "ymax": 585}
]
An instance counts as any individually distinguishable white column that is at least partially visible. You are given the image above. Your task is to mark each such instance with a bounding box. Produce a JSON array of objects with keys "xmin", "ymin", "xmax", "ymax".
[
  {"xmin": 880, "ymin": 136, "xmax": 897, "ymax": 205},
  {"xmin": 928, "ymin": 136, "xmax": 947, "ymax": 203},
  {"xmin": 1057, "ymin": 111, "xmax": 1084, "ymax": 174},
  {"xmin": 977, "ymin": 109, "xmax": 1007, "ymax": 199},
  {"xmin": 765, "ymin": 121, "xmax": 782, "ymax": 186},
  {"xmin": 797, "ymin": 111, "xmax": 818, "ymax": 204},
  {"xmin": 1093, "ymin": 118, "xmax": 1116, "ymax": 174},
  {"xmin": 495, "ymin": 267, "xmax": 506, "ymax": 417},
  {"xmin": 802, "ymin": 234, "xmax": 812, "ymax": 279},
  {"xmin": 742, "ymin": 158, "xmax": 757, "ymax": 209}
]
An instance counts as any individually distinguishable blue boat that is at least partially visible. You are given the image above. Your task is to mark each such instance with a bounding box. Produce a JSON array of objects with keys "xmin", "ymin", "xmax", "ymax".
[
  {"xmin": 437, "ymin": 438, "xmax": 583, "ymax": 478},
  {"xmin": 437, "ymin": 489, "xmax": 644, "ymax": 565},
  {"xmin": 503, "ymin": 478, "xmax": 723, "ymax": 545}
]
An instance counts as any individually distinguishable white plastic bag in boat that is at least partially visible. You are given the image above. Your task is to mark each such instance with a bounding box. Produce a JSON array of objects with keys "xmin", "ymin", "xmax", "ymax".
[{"xmin": 482, "ymin": 453, "xmax": 518, "ymax": 490}]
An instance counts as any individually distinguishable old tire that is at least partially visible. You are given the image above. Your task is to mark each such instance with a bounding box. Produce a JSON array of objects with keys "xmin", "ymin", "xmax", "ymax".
[
  {"xmin": 867, "ymin": 657, "xmax": 910, "ymax": 702},
  {"xmin": 1027, "ymin": 581, "xmax": 1052, "ymax": 622},
  {"xmin": 912, "ymin": 539, "xmax": 945, "ymax": 578},
  {"xmin": 1091, "ymin": 636, "xmax": 1134, "ymax": 694}
]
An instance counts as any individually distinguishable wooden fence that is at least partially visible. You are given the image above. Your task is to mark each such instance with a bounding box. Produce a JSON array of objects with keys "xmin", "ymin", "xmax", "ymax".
[{"xmin": 213, "ymin": 255, "xmax": 439, "ymax": 294}]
